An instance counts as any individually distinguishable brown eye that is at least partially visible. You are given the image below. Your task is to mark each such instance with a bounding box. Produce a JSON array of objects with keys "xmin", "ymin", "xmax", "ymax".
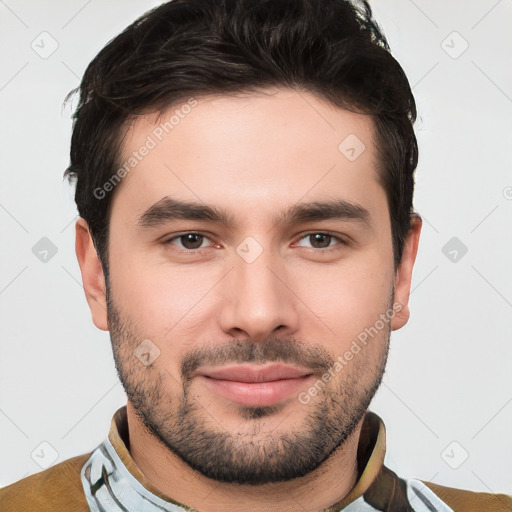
[
  {"xmin": 308, "ymin": 233, "xmax": 332, "ymax": 249},
  {"xmin": 296, "ymin": 232, "xmax": 344, "ymax": 251},
  {"xmin": 180, "ymin": 234, "xmax": 204, "ymax": 250},
  {"xmin": 166, "ymin": 233, "xmax": 209, "ymax": 251}
]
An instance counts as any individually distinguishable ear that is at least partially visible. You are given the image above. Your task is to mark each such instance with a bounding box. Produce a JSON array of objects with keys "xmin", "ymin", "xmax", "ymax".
[
  {"xmin": 75, "ymin": 217, "xmax": 109, "ymax": 331},
  {"xmin": 390, "ymin": 214, "xmax": 422, "ymax": 331}
]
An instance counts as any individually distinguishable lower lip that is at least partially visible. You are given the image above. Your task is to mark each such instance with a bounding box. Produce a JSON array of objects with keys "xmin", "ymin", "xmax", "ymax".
[{"xmin": 199, "ymin": 375, "xmax": 313, "ymax": 407}]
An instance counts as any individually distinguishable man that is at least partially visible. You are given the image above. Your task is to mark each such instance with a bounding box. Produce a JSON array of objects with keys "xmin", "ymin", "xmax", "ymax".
[{"xmin": 1, "ymin": 0, "xmax": 510, "ymax": 510}]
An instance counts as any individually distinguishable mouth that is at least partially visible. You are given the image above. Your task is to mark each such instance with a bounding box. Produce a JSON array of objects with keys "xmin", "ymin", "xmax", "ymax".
[{"xmin": 196, "ymin": 364, "xmax": 315, "ymax": 407}]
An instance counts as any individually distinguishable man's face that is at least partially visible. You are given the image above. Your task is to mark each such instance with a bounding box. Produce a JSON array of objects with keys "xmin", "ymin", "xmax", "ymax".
[{"xmin": 102, "ymin": 88, "xmax": 399, "ymax": 484}]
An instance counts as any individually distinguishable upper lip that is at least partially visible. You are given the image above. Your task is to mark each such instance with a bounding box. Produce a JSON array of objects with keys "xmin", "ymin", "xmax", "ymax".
[{"xmin": 197, "ymin": 364, "xmax": 312, "ymax": 383}]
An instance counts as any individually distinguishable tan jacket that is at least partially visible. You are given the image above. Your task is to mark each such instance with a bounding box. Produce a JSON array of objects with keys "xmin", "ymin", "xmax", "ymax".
[{"xmin": 1, "ymin": 407, "xmax": 511, "ymax": 511}]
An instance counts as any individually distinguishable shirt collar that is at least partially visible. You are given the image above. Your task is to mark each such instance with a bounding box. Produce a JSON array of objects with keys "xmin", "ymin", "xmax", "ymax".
[{"xmin": 82, "ymin": 405, "xmax": 407, "ymax": 511}]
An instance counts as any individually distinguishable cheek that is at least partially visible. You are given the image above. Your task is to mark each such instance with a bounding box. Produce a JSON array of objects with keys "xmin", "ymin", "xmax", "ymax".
[
  {"xmin": 294, "ymin": 256, "xmax": 393, "ymax": 347},
  {"xmin": 109, "ymin": 251, "xmax": 217, "ymax": 359},
  {"xmin": 110, "ymin": 241, "xmax": 185, "ymax": 309}
]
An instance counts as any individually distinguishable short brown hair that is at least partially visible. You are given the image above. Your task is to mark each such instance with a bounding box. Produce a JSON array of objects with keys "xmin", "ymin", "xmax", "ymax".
[{"xmin": 64, "ymin": 0, "xmax": 418, "ymax": 275}]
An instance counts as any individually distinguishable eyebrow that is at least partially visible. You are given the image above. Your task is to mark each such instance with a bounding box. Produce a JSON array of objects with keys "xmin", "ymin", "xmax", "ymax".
[{"xmin": 137, "ymin": 196, "xmax": 372, "ymax": 229}]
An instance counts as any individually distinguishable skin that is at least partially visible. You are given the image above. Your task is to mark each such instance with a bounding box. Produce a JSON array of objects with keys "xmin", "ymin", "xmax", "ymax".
[{"xmin": 75, "ymin": 87, "xmax": 421, "ymax": 512}]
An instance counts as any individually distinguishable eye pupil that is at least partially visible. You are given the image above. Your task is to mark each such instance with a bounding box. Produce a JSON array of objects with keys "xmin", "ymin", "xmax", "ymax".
[
  {"xmin": 181, "ymin": 234, "xmax": 203, "ymax": 250},
  {"xmin": 310, "ymin": 234, "xmax": 331, "ymax": 248}
]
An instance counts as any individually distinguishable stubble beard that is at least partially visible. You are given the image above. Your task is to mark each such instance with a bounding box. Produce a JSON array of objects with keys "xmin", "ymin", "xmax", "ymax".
[{"xmin": 106, "ymin": 282, "xmax": 390, "ymax": 485}]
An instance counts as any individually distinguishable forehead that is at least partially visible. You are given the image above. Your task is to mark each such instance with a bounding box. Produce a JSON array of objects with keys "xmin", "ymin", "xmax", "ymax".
[{"xmin": 110, "ymin": 87, "xmax": 384, "ymax": 223}]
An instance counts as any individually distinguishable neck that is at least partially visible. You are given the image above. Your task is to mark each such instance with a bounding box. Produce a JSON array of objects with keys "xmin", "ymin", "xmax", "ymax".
[{"xmin": 125, "ymin": 402, "xmax": 363, "ymax": 512}]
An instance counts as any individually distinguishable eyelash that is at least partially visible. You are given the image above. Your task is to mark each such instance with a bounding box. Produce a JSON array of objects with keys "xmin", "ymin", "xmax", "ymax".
[{"xmin": 162, "ymin": 231, "xmax": 347, "ymax": 254}]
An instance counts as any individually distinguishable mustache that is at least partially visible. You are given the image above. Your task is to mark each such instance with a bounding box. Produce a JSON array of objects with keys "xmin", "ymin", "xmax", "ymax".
[{"xmin": 180, "ymin": 338, "xmax": 335, "ymax": 381}]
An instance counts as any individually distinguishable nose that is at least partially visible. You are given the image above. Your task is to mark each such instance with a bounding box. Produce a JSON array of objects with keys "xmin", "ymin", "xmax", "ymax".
[{"xmin": 217, "ymin": 247, "xmax": 300, "ymax": 342}]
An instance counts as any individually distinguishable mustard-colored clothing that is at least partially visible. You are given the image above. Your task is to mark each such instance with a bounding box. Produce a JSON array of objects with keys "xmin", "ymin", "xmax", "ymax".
[{"xmin": 1, "ymin": 407, "xmax": 511, "ymax": 511}]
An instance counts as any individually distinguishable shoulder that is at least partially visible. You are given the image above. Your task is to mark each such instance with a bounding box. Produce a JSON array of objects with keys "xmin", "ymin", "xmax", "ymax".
[
  {"xmin": 0, "ymin": 452, "xmax": 92, "ymax": 512},
  {"xmin": 422, "ymin": 480, "xmax": 512, "ymax": 512}
]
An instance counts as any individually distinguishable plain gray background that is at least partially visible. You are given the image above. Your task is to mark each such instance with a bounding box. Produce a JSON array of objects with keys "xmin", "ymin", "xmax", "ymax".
[{"xmin": 1, "ymin": 0, "xmax": 511, "ymax": 495}]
